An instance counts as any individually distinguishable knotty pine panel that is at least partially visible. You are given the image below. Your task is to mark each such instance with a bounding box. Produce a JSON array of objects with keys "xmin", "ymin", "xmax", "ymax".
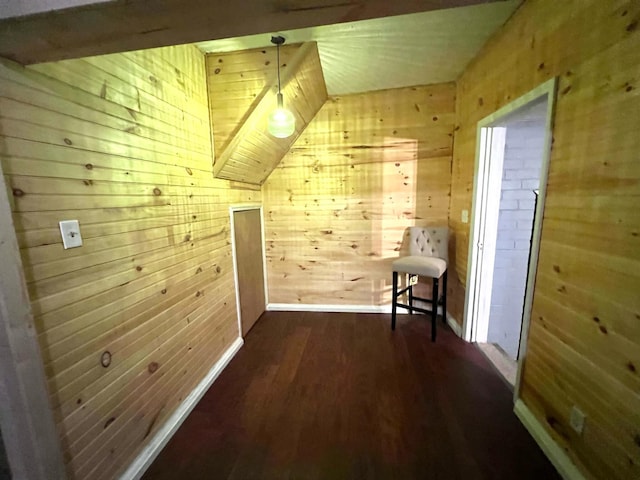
[
  {"xmin": 449, "ymin": 1, "xmax": 640, "ymax": 478},
  {"xmin": 206, "ymin": 44, "xmax": 300, "ymax": 156},
  {"xmin": 263, "ymin": 84, "xmax": 455, "ymax": 305},
  {"xmin": 0, "ymin": 44, "xmax": 259, "ymax": 479},
  {"xmin": 211, "ymin": 42, "xmax": 328, "ymax": 185}
]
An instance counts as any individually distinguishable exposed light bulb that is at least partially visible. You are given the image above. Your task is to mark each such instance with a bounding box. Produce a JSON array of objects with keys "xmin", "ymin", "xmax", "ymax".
[
  {"xmin": 267, "ymin": 92, "xmax": 295, "ymax": 138},
  {"xmin": 268, "ymin": 37, "xmax": 295, "ymax": 139}
]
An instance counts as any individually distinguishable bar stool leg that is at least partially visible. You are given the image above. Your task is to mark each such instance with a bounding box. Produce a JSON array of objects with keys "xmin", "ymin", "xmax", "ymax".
[
  {"xmin": 442, "ymin": 270, "xmax": 448, "ymax": 324},
  {"xmin": 431, "ymin": 277, "xmax": 438, "ymax": 342},
  {"xmin": 408, "ymin": 280, "xmax": 413, "ymax": 315},
  {"xmin": 391, "ymin": 271, "xmax": 398, "ymax": 330}
]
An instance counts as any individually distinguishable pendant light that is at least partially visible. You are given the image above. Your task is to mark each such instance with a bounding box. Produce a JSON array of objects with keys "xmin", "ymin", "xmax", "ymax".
[{"xmin": 267, "ymin": 35, "xmax": 296, "ymax": 139}]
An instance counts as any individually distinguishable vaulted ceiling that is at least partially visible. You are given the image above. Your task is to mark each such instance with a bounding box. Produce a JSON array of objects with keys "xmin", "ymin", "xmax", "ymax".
[
  {"xmin": 201, "ymin": 1, "xmax": 520, "ymax": 185},
  {"xmin": 201, "ymin": 1, "xmax": 520, "ymax": 95}
]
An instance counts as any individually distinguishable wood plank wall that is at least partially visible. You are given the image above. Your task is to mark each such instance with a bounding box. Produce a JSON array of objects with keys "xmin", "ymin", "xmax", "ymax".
[
  {"xmin": 263, "ymin": 84, "xmax": 455, "ymax": 305},
  {"xmin": 449, "ymin": 0, "xmax": 640, "ymax": 478},
  {"xmin": 0, "ymin": 45, "xmax": 259, "ymax": 479}
]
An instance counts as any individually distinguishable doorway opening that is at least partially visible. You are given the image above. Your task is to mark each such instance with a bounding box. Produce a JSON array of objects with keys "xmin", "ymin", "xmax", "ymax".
[{"xmin": 463, "ymin": 79, "xmax": 557, "ymax": 395}]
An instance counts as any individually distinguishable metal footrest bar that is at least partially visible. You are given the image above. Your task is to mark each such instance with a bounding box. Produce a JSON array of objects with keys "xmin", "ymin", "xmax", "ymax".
[{"xmin": 395, "ymin": 303, "xmax": 436, "ymax": 316}]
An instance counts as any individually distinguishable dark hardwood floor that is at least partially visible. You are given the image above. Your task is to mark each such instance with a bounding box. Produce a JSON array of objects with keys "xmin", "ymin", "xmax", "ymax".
[
  {"xmin": 143, "ymin": 311, "xmax": 559, "ymax": 480},
  {"xmin": 0, "ymin": 430, "xmax": 9, "ymax": 480}
]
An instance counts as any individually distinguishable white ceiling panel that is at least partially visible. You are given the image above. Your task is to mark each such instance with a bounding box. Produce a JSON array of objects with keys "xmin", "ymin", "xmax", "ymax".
[{"xmin": 197, "ymin": 1, "xmax": 520, "ymax": 95}]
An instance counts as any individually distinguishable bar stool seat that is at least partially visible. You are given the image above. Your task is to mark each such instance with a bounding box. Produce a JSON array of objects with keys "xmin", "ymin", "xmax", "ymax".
[
  {"xmin": 392, "ymin": 256, "xmax": 446, "ymax": 279},
  {"xmin": 391, "ymin": 227, "xmax": 448, "ymax": 342}
]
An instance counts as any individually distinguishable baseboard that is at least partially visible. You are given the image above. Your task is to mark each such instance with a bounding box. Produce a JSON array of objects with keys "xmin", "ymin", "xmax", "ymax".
[
  {"xmin": 119, "ymin": 337, "xmax": 244, "ymax": 480},
  {"xmin": 267, "ymin": 303, "xmax": 392, "ymax": 313},
  {"xmin": 514, "ymin": 399, "xmax": 586, "ymax": 480},
  {"xmin": 267, "ymin": 303, "xmax": 447, "ymax": 315},
  {"xmin": 446, "ymin": 313, "xmax": 463, "ymax": 337},
  {"xmin": 266, "ymin": 304, "xmax": 463, "ymax": 338}
]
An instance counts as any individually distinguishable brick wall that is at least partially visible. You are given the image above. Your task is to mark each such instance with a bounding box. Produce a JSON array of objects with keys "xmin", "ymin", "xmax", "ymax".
[{"xmin": 487, "ymin": 100, "xmax": 547, "ymax": 359}]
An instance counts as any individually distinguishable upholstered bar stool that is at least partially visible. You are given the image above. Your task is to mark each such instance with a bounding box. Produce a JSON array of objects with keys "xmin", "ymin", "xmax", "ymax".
[{"xmin": 391, "ymin": 227, "xmax": 448, "ymax": 341}]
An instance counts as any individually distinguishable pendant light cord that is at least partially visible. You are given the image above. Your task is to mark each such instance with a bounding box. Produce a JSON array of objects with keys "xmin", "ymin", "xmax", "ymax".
[
  {"xmin": 268, "ymin": 35, "xmax": 294, "ymax": 138},
  {"xmin": 271, "ymin": 35, "xmax": 286, "ymax": 109},
  {"xmin": 276, "ymin": 42, "xmax": 281, "ymax": 95}
]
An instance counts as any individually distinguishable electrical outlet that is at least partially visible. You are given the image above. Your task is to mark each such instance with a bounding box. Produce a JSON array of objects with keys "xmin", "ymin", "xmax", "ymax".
[
  {"xmin": 570, "ymin": 406, "xmax": 586, "ymax": 435},
  {"xmin": 461, "ymin": 209, "xmax": 469, "ymax": 224}
]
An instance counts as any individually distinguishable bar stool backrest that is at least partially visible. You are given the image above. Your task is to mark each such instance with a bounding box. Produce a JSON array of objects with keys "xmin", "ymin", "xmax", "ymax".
[{"xmin": 407, "ymin": 227, "xmax": 449, "ymax": 264}]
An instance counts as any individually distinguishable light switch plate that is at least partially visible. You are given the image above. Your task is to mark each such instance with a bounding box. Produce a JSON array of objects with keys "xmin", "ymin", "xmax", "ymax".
[
  {"xmin": 461, "ymin": 209, "xmax": 469, "ymax": 224},
  {"xmin": 59, "ymin": 220, "xmax": 83, "ymax": 249}
]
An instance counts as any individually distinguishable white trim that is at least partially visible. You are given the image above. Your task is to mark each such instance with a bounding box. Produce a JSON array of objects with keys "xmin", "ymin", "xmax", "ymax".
[
  {"xmin": 227, "ymin": 203, "xmax": 264, "ymax": 212},
  {"xmin": 267, "ymin": 303, "xmax": 392, "ymax": 313},
  {"xmin": 229, "ymin": 208, "xmax": 242, "ymax": 338},
  {"xmin": 0, "ymin": 158, "xmax": 67, "ymax": 479},
  {"xmin": 514, "ymin": 400, "xmax": 586, "ymax": 480},
  {"xmin": 267, "ymin": 303, "xmax": 450, "ymax": 315},
  {"xmin": 446, "ymin": 313, "xmax": 463, "ymax": 337},
  {"xmin": 513, "ymin": 79, "xmax": 558, "ymax": 400},
  {"xmin": 119, "ymin": 337, "xmax": 244, "ymax": 480},
  {"xmin": 460, "ymin": 78, "xmax": 558, "ymax": 403},
  {"xmin": 259, "ymin": 207, "xmax": 269, "ymax": 306},
  {"xmin": 463, "ymin": 78, "xmax": 557, "ymax": 343},
  {"xmin": 477, "ymin": 78, "xmax": 557, "ymax": 129},
  {"xmin": 229, "ymin": 204, "xmax": 267, "ymax": 338},
  {"xmin": 469, "ymin": 126, "xmax": 506, "ymax": 343},
  {"xmin": 268, "ymin": 304, "xmax": 462, "ymax": 336}
]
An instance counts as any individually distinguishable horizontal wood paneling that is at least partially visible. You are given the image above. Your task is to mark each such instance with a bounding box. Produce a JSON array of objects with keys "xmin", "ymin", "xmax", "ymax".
[
  {"xmin": 449, "ymin": 0, "xmax": 640, "ymax": 478},
  {"xmin": 263, "ymin": 84, "xmax": 455, "ymax": 305},
  {"xmin": 0, "ymin": 44, "xmax": 258, "ymax": 479}
]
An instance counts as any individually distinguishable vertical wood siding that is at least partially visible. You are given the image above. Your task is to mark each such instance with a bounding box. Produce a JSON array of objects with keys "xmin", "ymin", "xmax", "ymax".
[
  {"xmin": 263, "ymin": 84, "xmax": 455, "ymax": 305},
  {"xmin": 0, "ymin": 45, "xmax": 259, "ymax": 479},
  {"xmin": 449, "ymin": 0, "xmax": 640, "ymax": 478}
]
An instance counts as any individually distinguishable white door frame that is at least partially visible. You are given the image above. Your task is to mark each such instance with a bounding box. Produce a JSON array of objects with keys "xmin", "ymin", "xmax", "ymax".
[
  {"xmin": 0, "ymin": 162, "xmax": 67, "ymax": 479},
  {"xmin": 467, "ymin": 126, "xmax": 507, "ymax": 344},
  {"xmin": 461, "ymin": 78, "xmax": 558, "ymax": 400},
  {"xmin": 229, "ymin": 204, "xmax": 269, "ymax": 338}
]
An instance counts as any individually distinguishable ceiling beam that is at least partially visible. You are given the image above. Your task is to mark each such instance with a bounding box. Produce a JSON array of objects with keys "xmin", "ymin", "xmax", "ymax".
[
  {"xmin": 0, "ymin": 0, "xmax": 112, "ymax": 20},
  {"xmin": 0, "ymin": 0, "xmax": 507, "ymax": 65}
]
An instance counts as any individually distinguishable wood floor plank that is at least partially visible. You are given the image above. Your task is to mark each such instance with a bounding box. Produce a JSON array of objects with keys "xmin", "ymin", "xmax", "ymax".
[{"xmin": 142, "ymin": 311, "xmax": 559, "ymax": 480}]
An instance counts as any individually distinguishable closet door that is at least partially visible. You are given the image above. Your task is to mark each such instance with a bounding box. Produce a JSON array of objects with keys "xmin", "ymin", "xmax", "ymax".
[{"xmin": 233, "ymin": 209, "xmax": 266, "ymax": 336}]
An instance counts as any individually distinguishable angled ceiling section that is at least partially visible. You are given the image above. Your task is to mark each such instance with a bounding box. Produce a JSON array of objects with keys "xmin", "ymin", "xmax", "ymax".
[
  {"xmin": 207, "ymin": 44, "xmax": 301, "ymax": 157},
  {"xmin": 209, "ymin": 42, "xmax": 328, "ymax": 185}
]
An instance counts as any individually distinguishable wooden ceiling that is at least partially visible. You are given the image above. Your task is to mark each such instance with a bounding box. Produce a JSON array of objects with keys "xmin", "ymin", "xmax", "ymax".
[
  {"xmin": 0, "ymin": 0, "xmax": 514, "ymax": 65},
  {"xmin": 211, "ymin": 43, "xmax": 328, "ymax": 185},
  {"xmin": 198, "ymin": 2, "xmax": 520, "ymax": 95}
]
